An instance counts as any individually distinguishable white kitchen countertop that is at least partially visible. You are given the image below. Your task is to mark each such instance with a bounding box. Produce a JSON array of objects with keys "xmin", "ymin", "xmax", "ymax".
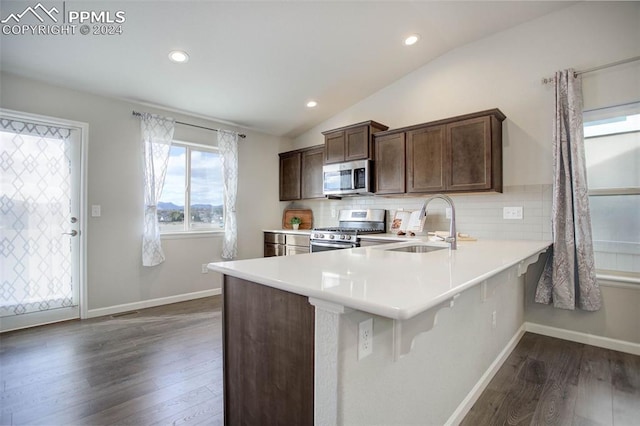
[{"xmin": 208, "ymin": 239, "xmax": 551, "ymax": 320}]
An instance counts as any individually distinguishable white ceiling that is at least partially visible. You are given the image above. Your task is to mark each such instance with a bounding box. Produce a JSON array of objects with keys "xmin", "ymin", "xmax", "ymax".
[{"xmin": 0, "ymin": 1, "xmax": 574, "ymax": 138}]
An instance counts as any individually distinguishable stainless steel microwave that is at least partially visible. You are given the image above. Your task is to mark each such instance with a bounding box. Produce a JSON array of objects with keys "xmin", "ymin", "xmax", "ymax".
[{"xmin": 322, "ymin": 160, "xmax": 372, "ymax": 196}]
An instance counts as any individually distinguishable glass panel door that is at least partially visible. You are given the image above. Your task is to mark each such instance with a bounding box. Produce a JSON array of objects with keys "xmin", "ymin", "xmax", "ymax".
[{"xmin": 0, "ymin": 114, "xmax": 82, "ymax": 331}]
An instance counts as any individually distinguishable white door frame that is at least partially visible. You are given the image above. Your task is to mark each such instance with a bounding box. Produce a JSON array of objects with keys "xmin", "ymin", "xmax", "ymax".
[{"xmin": 0, "ymin": 108, "xmax": 88, "ymax": 329}]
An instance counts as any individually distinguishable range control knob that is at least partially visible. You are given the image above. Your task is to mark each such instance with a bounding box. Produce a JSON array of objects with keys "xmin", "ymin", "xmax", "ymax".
[
  {"xmin": 329, "ymin": 234, "xmax": 334, "ymax": 239},
  {"xmin": 345, "ymin": 235, "xmax": 352, "ymax": 240}
]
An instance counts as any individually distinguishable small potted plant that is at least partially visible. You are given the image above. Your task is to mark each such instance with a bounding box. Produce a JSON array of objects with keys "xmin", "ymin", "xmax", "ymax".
[{"xmin": 290, "ymin": 216, "xmax": 302, "ymax": 230}]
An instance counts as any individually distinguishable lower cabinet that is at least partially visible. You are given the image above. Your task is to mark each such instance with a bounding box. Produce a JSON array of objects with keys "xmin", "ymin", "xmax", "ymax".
[
  {"xmin": 223, "ymin": 276, "xmax": 314, "ymax": 425},
  {"xmin": 264, "ymin": 232, "xmax": 286, "ymax": 257},
  {"xmin": 264, "ymin": 232, "xmax": 310, "ymax": 257}
]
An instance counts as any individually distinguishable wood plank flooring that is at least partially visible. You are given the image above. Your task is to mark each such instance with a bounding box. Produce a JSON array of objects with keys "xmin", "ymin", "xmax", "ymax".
[
  {"xmin": 462, "ymin": 332, "xmax": 640, "ymax": 426},
  {"xmin": 0, "ymin": 297, "xmax": 223, "ymax": 425},
  {"xmin": 2, "ymin": 297, "xmax": 639, "ymax": 425}
]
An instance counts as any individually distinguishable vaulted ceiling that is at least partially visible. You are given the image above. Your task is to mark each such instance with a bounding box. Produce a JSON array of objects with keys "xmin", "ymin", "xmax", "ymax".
[{"xmin": 0, "ymin": 1, "xmax": 574, "ymax": 137}]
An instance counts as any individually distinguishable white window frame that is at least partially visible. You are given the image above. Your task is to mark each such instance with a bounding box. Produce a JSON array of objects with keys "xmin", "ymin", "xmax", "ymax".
[
  {"xmin": 583, "ymin": 104, "xmax": 640, "ymax": 281},
  {"xmin": 160, "ymin": 140, "xmax": 224, "ymax": 237}
]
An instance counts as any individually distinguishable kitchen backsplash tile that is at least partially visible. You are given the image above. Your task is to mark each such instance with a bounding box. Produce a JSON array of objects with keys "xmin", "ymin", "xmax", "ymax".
[{"xmin": 283, "ymin": 184, "xmax": 552, "ymax": 241}]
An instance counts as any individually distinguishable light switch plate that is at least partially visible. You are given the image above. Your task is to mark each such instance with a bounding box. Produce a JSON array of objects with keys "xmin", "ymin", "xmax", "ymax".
[{"xmin": 503, "ymin": 206, "xmax": 523, "ymax": 220}]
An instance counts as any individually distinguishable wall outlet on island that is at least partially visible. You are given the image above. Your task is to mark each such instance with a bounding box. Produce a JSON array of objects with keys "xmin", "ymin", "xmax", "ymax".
[
  {"xmin": 358, "ymin": 318, "xmax": 373, "ymax": 360},
  {"xmin": 201, "ymin": 264, "xmax": 209, "ymax": 274}
]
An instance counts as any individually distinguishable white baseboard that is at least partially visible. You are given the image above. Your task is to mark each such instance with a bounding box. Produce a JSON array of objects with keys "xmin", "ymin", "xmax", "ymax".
[
  {"xmin": 524, "ymin": 322, "xmax": 640, "ymax": 356},
  {"xmin": 447, "ymin": 322, "xmax": 640, "ymax": 425},
  {"xmin": 85, "ymin": 288, "xmax": 222, "ymax": 319},
  {"xmin": 446, "ymin": 324, "xmax": 527, "ymax": 426}
]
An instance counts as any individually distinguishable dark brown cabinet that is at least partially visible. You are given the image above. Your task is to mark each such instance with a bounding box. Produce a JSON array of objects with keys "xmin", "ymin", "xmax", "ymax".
[
  {"xmin": 264, "ymin": 232, "xmax": 310, "ymax": 257},
  {"xmin": 279, "ymin": 151, "xmax": 301, "ymax": 201},
  {"xmin": 406, "ymin": 125, "xmax": 446, "ymax": 193},
  {"xmin": 447, "ymin": 115, "xmax": 501, "ymax": 192},
  {"xmin": 374, "ymin": 109, "xmax": 505, "ymax": 195},
  {"xmin": 223, "ymin": 276, "xmax": 314, "ymax": 425},
  {"xmin": 301, "ymin": 146, "xmax": 324, "ymax": 199},
  {"xmin": 264, "ymin": 232, "xmax": 286, "ymax": 257},
  {"xmin": 322, "ymin": 121, "xmax": 388, "ymax": 164},
  {"xmin": 279, "ymin": 144, "xmax": 324, "ymax": 201},
  {"xmin": 374, "ymin": 132, "xmax": 406, "ymax": 194}
]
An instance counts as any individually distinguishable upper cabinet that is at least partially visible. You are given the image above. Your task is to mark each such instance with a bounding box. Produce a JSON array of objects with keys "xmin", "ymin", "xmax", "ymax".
[
  {"xmin": 374, "ymin": 132, "xmax": 406, "ymax": 195},
  {"xmin": 374, "ymin": 109, "xmax": 505, "ymax": 195},
  {"xmin": 322, "ymin": 121, "xmax": 389, "ymax": 164},
  {"xmin": 279, "ymin": 144, "xmax": 325, "ymax": 201},
  {"xmin": 300, "ymin": 145, "xmax": 325, "ymax": 199},
  {"xmin": 279, "ymin": 150, "xmax": 301, "ymax": 201}
]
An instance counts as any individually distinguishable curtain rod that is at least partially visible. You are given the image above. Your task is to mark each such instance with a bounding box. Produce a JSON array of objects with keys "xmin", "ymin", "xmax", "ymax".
[
  {"xmin": 131, "ymin": 111, "xmax": 246, "ymax": 138},
  {"xmin": 541, "ymin": 55, "xmax": 640, "ymax": 85}
]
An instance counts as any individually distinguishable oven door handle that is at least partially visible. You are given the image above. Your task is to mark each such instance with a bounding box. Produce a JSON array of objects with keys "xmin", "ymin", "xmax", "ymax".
[{"xmin": 310, "ymin": 241, "xmax": 358, "ymax": 249}]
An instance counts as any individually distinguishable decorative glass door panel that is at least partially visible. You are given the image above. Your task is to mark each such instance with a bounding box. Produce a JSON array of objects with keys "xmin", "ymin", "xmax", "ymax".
[{"xmin": 0, "ymin": 116, "xmax": 81, "ymax": 328}]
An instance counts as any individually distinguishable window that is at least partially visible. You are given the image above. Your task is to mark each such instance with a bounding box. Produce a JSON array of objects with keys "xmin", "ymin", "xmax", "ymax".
[
  {"xmin": 583, "ymin": 103, "xmax": 640, "ymax": 276},
  {"xmin": 158, "ymin": 141, "xmax": 224, "ymax": 233}
]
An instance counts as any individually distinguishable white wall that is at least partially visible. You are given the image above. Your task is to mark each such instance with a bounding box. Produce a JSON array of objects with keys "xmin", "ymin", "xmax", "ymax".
[
  {"xmin": 1, "ymin": 71, "xmax": 285, "ymax": 313},
  {"xmin": 337, "ymin": 266, "xmax": 525, "ymax": 425},
  {"xmin": 292, "ymin": 1, "xmax": 640, "ymax": 344}
]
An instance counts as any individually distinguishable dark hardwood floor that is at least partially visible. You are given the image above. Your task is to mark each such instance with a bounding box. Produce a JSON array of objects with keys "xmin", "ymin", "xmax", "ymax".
[
  {"xmin": 2, "ymin": 297, "xmax": 639, "ymax": 425},
  {"xmin": 462, "ymin": 332, "xmax": 640, "ymax": 426},
  {"xmin": 0, "ymin": 297, "xmax": 223, "ymax": 426}
]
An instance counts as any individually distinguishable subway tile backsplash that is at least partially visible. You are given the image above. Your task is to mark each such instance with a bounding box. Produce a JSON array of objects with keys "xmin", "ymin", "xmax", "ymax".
[
  {"xmin": 282, "ymin": 184, "xmax": 553, "ymax": 241},
  {"xmin": 281, "ymin": 184, "xmax": 639, "ymax": 274}
]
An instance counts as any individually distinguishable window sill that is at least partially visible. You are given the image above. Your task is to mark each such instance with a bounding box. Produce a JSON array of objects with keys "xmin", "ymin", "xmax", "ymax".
[
  {"xmin": 597, "ymin": 270, "xmax": 640, "ymax": 288},
  {"xmin": 161, "ymin": 230, "xmax": 224, "ymax": 240}
]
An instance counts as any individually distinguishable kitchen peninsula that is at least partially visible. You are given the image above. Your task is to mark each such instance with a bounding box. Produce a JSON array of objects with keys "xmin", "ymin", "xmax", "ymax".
[{"xmin": 208, "ymin": 238, "xmax": 551, "ymax": 425}]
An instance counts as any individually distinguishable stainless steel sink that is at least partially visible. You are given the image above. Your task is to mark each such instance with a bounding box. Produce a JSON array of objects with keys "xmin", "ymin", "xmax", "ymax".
[{"xmin": 386, "ymin": 244, "xmax": 447, "ymax": 253}]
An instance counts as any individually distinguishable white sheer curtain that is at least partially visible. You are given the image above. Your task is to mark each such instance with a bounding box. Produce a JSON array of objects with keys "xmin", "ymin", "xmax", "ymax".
[
  {"xmin": 218, "ymin": 129, "xmax": 239, "ymax": 260},
  {"xmin": 535, "ymin": 69, "xmax": 602, "ymax": 311},
  {"xmin": 141, "ymin": 113, "xmax": 175, "ymax": 266}
]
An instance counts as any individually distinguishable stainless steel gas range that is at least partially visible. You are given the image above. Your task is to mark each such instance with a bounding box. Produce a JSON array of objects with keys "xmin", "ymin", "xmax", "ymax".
[{"xmin": 309, "ymin": 209, "xmax": 386, "ymax": 252}]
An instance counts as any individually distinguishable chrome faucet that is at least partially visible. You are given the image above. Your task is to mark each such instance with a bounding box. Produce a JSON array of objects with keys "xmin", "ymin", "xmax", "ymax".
[{"xmin": 419, "ymin": 194, "xmax": 457, "ymax": 250}]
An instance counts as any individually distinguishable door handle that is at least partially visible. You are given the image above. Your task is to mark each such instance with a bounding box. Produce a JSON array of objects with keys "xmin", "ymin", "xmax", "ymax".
[{"xmin": 62, "ymin": 230, "xmax": 79, "ymax": 237}]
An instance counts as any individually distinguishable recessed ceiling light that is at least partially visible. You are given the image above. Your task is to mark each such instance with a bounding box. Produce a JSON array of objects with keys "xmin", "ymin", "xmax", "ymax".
[
  {"xmin": 168, "ymin": 50, "xmax": 189, "ymax": 63},
  {"xmin": 306, "ymin": 100, "xmax": 318, "ymax": 108},
  {"xmin": 404, "ymin": 34, "xmax": 420, "ymax": 46}
]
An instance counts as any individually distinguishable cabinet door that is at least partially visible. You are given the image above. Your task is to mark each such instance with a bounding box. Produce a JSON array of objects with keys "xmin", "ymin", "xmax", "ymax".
[
  {"xmin": 344, "ymin": 126, "xmax": 369, "ymax": 161},
  {"xmin": 279, "ymin": 152, "xmax": 301, "ymax": 201},
  {"xmin": 286, "ymin": 245, "xmax": 310, "ymax": 255},
  {"xmin": 264, "ymin": 243, "xmax": 285, "ymax": 257},
  {"xmin": 223, "ymin": 276, "xmax": 314, "ymax": 425},
  {"xmin": 324, "ymin": 131, "xmax": 345, "ymax": 164},
  {"xmin": 375, "ymin": 133, "xmax": 406, "ymax": 194},
  {"xmin": 447, "ymin": 116, "xmax": 492, "ymax": 191},
  {"xmin": 301, "ymin": 147, "xmax": 325, "ymax": 199},
  {"xmin": 406, "ymin": 125, "xmax": 446, "ymax": 193}
]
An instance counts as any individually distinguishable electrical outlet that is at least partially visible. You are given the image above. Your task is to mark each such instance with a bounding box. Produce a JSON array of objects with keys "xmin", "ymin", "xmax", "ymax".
[
  {"xmin": 91, "ymin": 205, "xmax": 101, "ymax": 217},
  {"xmin": 358, "ymin": 318, "xmax": 373, "ymax": 360},
  {"xmin": 201, "ymin": 264, "xmax": 209, "ymax": 274},
  {"xmin": 492, "ymin": 311, "xmax": 497, "ymax": 329},
  {"xmin": 445, "ymin": 208, "xmax": 452, "ymax": 219},
  {"xmin": 503, "ymin": 206, "xmax": 523, "ymax": 220}
]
